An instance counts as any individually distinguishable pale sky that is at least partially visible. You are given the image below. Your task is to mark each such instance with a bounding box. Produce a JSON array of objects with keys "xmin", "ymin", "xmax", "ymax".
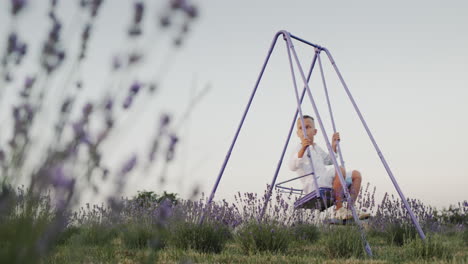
[{"xmin": 1, "ymin": 1, "xmax": 467, "ymax": 208}]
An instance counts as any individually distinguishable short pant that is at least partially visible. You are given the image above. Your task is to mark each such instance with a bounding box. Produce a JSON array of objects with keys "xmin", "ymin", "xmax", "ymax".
[{"xmin": 345, "ymin": 171, "xmax": 353, "ymax": 187}]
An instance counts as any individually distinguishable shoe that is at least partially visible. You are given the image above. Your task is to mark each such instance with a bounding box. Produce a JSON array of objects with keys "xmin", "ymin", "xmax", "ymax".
[
  {"xmin": 357, "ymin": 208, "xmax": 371, "ymax": 220},
  {"xmin": 335, "ymin": 207, "xmax": 353, "ymax": 220}
]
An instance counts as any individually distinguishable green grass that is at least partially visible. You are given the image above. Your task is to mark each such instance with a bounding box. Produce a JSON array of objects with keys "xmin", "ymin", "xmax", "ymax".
[{"xmin": 44, "ymin": 228, "xmax": 468, "ymax": 264}]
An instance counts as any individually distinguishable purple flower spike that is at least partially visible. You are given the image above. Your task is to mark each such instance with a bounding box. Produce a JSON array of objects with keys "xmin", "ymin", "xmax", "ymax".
[
  {"xmin": 16, "ymin": 43, "xmax": 27, "ymax": 56},
  {"xmin": 7, "ymin": 33, "xmax": 18, "ymax": 54},
  {"xmin": 185, "ymin": 5, "xmax": 198, "ymax": 19},
  {"xmin": 130, "ymin": 82, "xmax": 141, "ymax": 94},
  {"xmin": 72, "ymin": 120, "xmax": 86, "ymax": 137},
  {"xmin": 104, "ymin": 98, "xmax": 113, "ymax": 111},
  {"xmin": 82, "ymin": 103, "xmax": 93, "ymax": 117},
  {"xmin": 11, "ymin": 0, "xmax": 27, "ymax": 15},
  {"xmin": 121, "ymin": 155, "xmax": 137, "ymax": 174},
  {"xmin": 160, "ymin": 114, "xmax": 170, "ymax": 127},
  {"xmin": 50, "ymin": 165, "xmax": 75, "ymax": 189},
  {"xmin": 24, "ymin": 76, "xmax": 36, "ymax": 88},
  {"xmin": 123, "ymin": 96, "xmax": 133, "ymax": 109},
  {"xmin": 112, "ymin": 56, "xmax": 122, "ymax": 70},
  {"xmin": 134, "ymin": 2, "xmax": 144, "ymax": 24},
  {"xmin": 160, "ymin": 16, "xmax": 171, "ymax": 28}
]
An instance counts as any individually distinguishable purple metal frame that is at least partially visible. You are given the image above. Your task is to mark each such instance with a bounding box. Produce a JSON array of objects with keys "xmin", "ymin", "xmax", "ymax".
[
  {"xmin": 283, "ymin": 33, "xmax": 372, "ymax": 256},
  {"xmin": 199, "ymin": 30, "xmax": 426, "ymax": 256},
  {"xmin": 321, "ymin": 48, "xmax": 426, "ymax": 240},
  {"xmin": 285, "ymin": 46, "xmax": 327, "ymax": 212}
]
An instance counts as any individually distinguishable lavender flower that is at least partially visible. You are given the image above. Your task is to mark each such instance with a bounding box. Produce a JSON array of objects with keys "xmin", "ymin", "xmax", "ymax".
[
  {"xmin": 112, "ymin": 55, "xmax": 122, "ymax": 70},
  {"xmin": 122, "ymin": 95, "xmax": 133, "ymax": 109},
  {"xmin": 24, "ymin": 75, "xmax": 36, "ymax": 88},
  {"xmin": 130, "ymin": 82, "xmax": 141, "ymax": 94},
  {"xmin": 11, "ymin": 0, "xmax": 27, "ymax": 15},
  {"xmin": 121, "ymin": 155, "xmax": 137, "ymax": 174},
  {"xmin": 102, "ymin": 98, "xmax": 112, "ymax": 111},
  {"xmin": 50, "ymin": 165, "xmax": 75, "ymax": 189}
]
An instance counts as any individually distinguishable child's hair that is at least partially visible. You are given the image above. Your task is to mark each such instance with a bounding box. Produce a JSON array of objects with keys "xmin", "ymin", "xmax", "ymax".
[{"xmin": 299, "ymin": 115, "xmax": 314, "ymax": 122}]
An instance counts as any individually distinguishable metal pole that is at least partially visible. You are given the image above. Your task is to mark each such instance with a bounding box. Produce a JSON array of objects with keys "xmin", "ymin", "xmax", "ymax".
[
  {"xmin": 259, "ymin": 50, "xmax": 319, "ymax": 221},
  {"xmin": 322, "ymin": 48, "xmax": 426, "ymax": 241},
  {"xmin": 284, "ymin": 32, "xmax": 373, "ymax": 257},
  {"xmin": 317, "ymin": 53, "xmax": 346, "ymax": 168},
  {"xmin": 283, "ymin": 40, "xmax": 329, "ymax": 213},
  {"xmin": 199, "ymin": 32, "xmax": 283, "ymax": 225}
]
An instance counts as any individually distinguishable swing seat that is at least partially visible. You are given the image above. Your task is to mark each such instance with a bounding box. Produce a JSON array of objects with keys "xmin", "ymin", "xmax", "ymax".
[{"xmin": 294, "ymin": 187, "xmax": 335, "ymax": 211}]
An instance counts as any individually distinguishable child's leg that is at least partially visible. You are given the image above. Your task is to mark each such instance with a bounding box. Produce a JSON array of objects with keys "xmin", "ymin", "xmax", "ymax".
[
  {"xmin": 349, "ymin": 170, "xmax": 362, "ymax": 204},
  {"xmin": 333, "ymin": 169, "xmax": 362, "ymax": 210},
  {"xmin": 332, "ymin": 167, "xmax": 347, "ymax": 210}
]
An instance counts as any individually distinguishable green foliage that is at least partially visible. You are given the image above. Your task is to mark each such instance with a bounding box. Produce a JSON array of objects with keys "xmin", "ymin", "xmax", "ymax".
[
  {"xmin": 383, "ymin": 222, "xmax": 418, "ymax": 246},
  {"xmin": 321, "ymin": 226, "xmax": 365, "ymax": 259},
  {"xmin": 405, "ymin": 234, "xmax": 454, "ymax": 260},
  {"xmin": 134, "ymin": 190, "xmax": 179, "ymax": 208},
  {"xmin": 290, "ymin": 222, "xmax": 320, "ymax": 243},
  {"xmin": 0, "ymin": 185, "xmax": 64, "ymax": 264},
  {"xmin": 121, "ymin": 223, "xmax": 167, "ymax": 250},
  {"xmin": 55, "ymin": 226, "xmax": 82, "ymax": 245},
  {"xmin": 435, "ymin": 205, "xmax": 468, "ymax": 225},
  {"xmin": 168, "ymin": 221, "xmax": 231, "ymax": 253},
  {"xmin": 236, "ymin": 221, "xmax": 292, "ymax": 254},
  {"xmin": 462, "ymin": 228, "xmax": 468, "ymax": 246},
  {"xmin": 70, "ymin": 223, "xmax": 119, "ymax": 246}
]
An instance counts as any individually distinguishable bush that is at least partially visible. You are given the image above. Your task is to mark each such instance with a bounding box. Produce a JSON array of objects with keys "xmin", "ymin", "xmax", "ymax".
[
  {"xmin": 70, "ymin": 223, "xmax": 119, "ymax": 246},
  {"xmin": 121, "ymin": 223, "xmax": 167, "ymax": 250},
  {"xmin": 321, "ymin": 226, "xmax": 365, "ymax": 259},
  {"xmin": 462, "ymin": 228, "xmax": 468, "ymax": 246},
  {"xmin": 405, "ymin": 234, "xmax": 453, "ymax": 260},
  {"xmin": 236, "ymin": 221, "xmax": 292, "ymax": 254},
  {"xmin": 55, "ymin": 226, "xmax": 82, "ymax": 245},
  {"xmin": 168, "ymin": 221, "xmax": 231, "ymax": 253},
  {"xmin": 290, "ymin": 222, "xmax": 320, "ymax": 243},
  {"xmin": 384, "ymin": 222, "xmax": 418, "ymax": 246}
]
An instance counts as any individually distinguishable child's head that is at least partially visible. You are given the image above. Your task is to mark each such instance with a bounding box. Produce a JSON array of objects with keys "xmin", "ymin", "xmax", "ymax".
[{"xmin": 296, "ymin": 115, "xmax": 317, "ymax": 140}]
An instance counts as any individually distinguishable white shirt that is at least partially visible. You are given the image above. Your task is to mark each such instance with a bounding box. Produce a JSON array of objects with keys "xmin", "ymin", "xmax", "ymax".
[{"xmin": 289, "ymin": 143, "xmax": 337, "ymax": 193}]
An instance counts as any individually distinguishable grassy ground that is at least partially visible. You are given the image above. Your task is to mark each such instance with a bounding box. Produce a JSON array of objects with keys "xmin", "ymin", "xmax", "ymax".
[{"xmin": 45, "ymin": 231, "xmax": 468, "ymax": 264}]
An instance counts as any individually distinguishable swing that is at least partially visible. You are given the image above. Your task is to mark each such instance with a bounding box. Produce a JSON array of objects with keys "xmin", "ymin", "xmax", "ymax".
[
  {"xmin": 275, "ymin": 173, "xmax": 335, "ymax": 211},
  {"xmin": 200, "ymin": 31, "xmax": 428, "ymax": 257}
]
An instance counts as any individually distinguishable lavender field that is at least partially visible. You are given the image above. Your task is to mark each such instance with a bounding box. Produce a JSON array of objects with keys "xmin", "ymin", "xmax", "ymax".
[
  {"xmin": 1, "ymin": 1, "xmax": 467, "ymax": 263},
  {"xmin": 1, "ymin": 185, "xmax": 467, "ymax": 263}
]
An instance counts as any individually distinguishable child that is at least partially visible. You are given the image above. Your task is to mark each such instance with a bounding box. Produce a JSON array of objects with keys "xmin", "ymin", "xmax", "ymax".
[{"xmin": 289, "ymin": 115, "xmax": 370, "ymax": 220}]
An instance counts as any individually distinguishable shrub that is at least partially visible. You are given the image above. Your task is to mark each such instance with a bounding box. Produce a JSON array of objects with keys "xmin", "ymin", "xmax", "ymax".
[
  {"xmin": 321, "ymin": 226, "xmax": 365, "ymax": 259},
  {"xmin": 55, "ymin": 226, "xmax": 82, "ymax": 245},
  {"xmin": 462, "ymin": 228, "xmax": 468, "ymax": 246},
  {"xmin": 236, "ymin": 221, "xmax": 292, "ymax": 254},
  {"xmin": 384, "ymin": 222, "xmax": 418, "ymax": 246},
  {"xmin": 121, "ymin": 223, "xmax": 167, "ymax": 250},
  {"xmin": 70, "ymin": 223, "xmax": 119, "ymax": 246},
  {"xmin": 133, "ymin": 191, "xmax": 180, "ymax": 208},
  {"xmin": 290, "ymin": 222, "xmax": 320, "ymax": 243},
  {"xmin": 168, "ymin": 221, "xmax": 231, "ymax": 253},
  {"xmin": 0, "ymin": 186, "xmax": 65, "ymax": 263},
  {"xmin": 405, "ymin": 234, "xmax": 453, "ymax": 260}
]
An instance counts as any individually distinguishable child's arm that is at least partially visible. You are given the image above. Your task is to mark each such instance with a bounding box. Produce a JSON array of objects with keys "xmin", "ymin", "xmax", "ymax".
[
  {"xmin": 331, "ymin": 132, "xmax": 340, "ymax": 153},
  {"xmin": 321, "ymin": 133, "xmax": 340, "ymax": 165},
  {"xmin": 289, "ymin": 138, "xmax": 313, "ymax": 171},
  {"xmin": 297, "ymin": 138, "xmax": 312, "ymax": 158}
]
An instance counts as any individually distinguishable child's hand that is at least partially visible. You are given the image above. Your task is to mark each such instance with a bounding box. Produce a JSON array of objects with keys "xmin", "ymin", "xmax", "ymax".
[
  {"xmin": 332, "ymin": 132, "xmax": 340, "ymax": 153},
  {"xmin": 332, "ymin": 132, "xmax": 340, "ymax": 143},
  {"xmin": 301, "ymin": 138, "xmax": 313, "ymax": 149}
]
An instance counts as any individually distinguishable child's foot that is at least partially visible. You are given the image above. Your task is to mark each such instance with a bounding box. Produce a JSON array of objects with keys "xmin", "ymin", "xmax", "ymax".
[
  {"xmin": 357, "ymin": 209, "xmax": 371, "ymax": 220},
  {"xmin": 335, "ymin": 207, "xmax": 353, "ymax": 220}
]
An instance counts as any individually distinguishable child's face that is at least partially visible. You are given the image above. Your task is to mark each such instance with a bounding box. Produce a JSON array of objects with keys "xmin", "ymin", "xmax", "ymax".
[{"xmin": 296, "ymin": 118, "xmax": 317, "ymax": 140}]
